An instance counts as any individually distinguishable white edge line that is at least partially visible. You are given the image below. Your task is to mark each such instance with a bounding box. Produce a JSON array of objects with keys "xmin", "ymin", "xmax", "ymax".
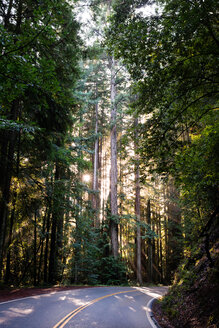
[{"xmin": 146, "ymin": 298, "xmax": 160, "ymax": 328}]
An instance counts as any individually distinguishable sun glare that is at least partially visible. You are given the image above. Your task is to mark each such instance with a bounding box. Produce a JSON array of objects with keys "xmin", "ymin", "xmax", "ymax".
[{"xmin": 83, "ymin": 174, "xmax": 91, "ymax": 183}]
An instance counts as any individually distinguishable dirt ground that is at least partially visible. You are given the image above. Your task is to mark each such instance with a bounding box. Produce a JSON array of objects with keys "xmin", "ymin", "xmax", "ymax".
[{"xmin": 152, "ymin": 300, "xmax": 175, "ymax": 328}]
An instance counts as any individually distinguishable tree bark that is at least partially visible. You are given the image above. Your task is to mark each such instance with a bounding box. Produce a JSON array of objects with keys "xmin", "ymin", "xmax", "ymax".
[
  {"xmin": 34, "ymin": 210, "xmax": 37, "ymax": 286},
  {"xmin": 147, "ymin": 199, "xmax": 153, "ymax": 282},
  {"xmin": 134, "ymin": 118, "xmax": 142, "ymax": 284},
  {"xmin": 159, "ymin": 212, "xmax": 163, "ymax": 283},
  {"xmin": 48, "ymin": 163, "xmax": 60, "ymax": 284},
  {"xmin": 109, "ymin": 55, "xmax": 118, "ymax": 258},
  {"xmin": 44, "ymin": 208, "xmax": 51, "ymax": 283},
  {"xmin": 4, "ymin": 190, "xmax": 16, "ymax": 283},
  {"xmin": 38, "ymin": 208, "xmax": 47, "ymax": 284},
  {"xmin": 92, "ymin": 97, "xmax": 99, "ymax": 227}
]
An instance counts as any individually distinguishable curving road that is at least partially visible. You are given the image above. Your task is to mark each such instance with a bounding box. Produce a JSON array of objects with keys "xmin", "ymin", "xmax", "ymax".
[{"xmin": 0, "ymin": 286, "xmax": 168, "ymax": 328}]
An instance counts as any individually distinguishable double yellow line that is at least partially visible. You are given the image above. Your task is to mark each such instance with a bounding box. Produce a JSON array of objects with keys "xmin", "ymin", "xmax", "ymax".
[{"xmin": 53, "ymin": 290, "xmax": 135, "ymax": 328}]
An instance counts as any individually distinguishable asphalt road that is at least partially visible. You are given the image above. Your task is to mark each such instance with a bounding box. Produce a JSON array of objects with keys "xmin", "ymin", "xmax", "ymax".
[{"xmin": 0, "ymin": 286, "xmax": 168, "ymax": 328}]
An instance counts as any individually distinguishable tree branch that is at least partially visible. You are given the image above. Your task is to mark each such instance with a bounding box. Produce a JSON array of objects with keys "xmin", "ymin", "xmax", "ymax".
[{"xmin": 0, "ymin": 15, "xmax": 52, "ymax": 59}]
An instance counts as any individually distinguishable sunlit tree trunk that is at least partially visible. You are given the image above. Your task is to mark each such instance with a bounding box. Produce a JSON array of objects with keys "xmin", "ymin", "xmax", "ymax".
[
  {"xmin": 152, "ymin": 211, "xmax": 156, "ymax": 281},
  {"xmin": 5, "ymin": 190, "xmax": 16, "ymax": 283},
  {"xmin": 110, "ymin": 55, "xmax": 119, "ymax": 258},
  {"xmin": 92, "ymin": 96, "xmax": 99, "ymax": 227},
  {"xmin": 164, "ymin": 216, "xmax": 169, "ymax": 282},
  {"xmin": 48, "ymin": 172, "xmax": 58, "ymax": 284},
  {"xmin": 34, "ymin": 210, "xmax": 37, "ymax": 286},
  {"xmin": 44, "ymin": 206, "xmax": 51, "ymax": 283},
  {"xmin": 159, "ymin": 212, "xmax": 163, "ymax": 283},
  {"xmin": 119, "ymin": 138, "xmax": 123, "ymax": 257},
  {"xmin": 134, "ymin": 118, "xmax": 142, "ymax": 284},
  {"xmin": 48, "ymin": 161, "xmax": 64, "ymax": 284},
  {"xmin": 165, "ymin": 181, "xmax": 183, "ymax": 282},
  {"xmin": 38, "ymin": 209, "xmax": 47, "ymax": 284},
  {"xmin": 147, "ymin": 199, "xmax": 153, "ymax": 282}
]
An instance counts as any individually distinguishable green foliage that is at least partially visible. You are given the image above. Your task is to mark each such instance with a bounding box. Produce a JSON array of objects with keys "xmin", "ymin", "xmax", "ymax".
[
  {"xmin": 107, "ymin": 0, "xmax": 219, "ymax": 260},
  {"xmin": 68, "ymin": 207, "xmax": 128, "ymax": 286},
  {"xmin": 0, "ymin": 0, "xmax": 83, "ymax": 284},
  {"xmin": 107, "ymin": 0, "xmax": 218, "ymax": 171},
  {"xmin": 175, "ymin": 118, "xmax": 219, "ymax": 208},
  {"xmin": 2, "ymin": 0, "xmax": 217, "ymax": 290},
  {"xmin": 99, "ymin": 256, "xmax": 128, "ymax": 285}
]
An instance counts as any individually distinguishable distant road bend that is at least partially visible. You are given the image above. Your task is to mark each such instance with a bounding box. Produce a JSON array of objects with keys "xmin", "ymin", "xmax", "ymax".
[{"xmin": 0, "ymin": 286, "xmax": 168, "ymax": 328}]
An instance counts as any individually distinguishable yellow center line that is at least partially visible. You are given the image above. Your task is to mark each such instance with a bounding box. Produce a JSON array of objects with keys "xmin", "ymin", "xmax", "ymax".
[{"xmin": 53, "ymin": 290, "xmax": 136, "ymax": 328}]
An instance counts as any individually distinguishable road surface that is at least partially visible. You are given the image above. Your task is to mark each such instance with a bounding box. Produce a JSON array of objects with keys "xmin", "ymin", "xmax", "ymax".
[{"xmin": 0, "ymin": 286, "xmax": 168, "ymax": 328}]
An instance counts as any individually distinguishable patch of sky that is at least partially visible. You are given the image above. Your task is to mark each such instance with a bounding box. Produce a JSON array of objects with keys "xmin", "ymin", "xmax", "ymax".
[
  {"xmin": 135, "ymin": 2, "xmax": 163, "ymax": 17},
  {"xmin": 74, "ymin": 0, "xmax": 98, "ymax": 46}
]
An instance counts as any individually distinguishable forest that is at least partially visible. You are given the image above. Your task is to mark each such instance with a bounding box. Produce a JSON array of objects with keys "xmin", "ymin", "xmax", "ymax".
[{"xmin": 0, "ymin": 0, "xmax": 218, "ymax": 324}]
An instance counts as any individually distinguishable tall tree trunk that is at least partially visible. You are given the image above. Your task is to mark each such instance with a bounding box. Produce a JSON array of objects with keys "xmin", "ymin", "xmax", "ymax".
[
  {"xmin": 147, "ymin": 199, "xmax": 153, "ymax": 282},
  {"xmin": 0, "ymin": 100, "xmax": 19, "ymax": 279},
  {"xmin": 0, "ymin": 0, "xmax": 23, "ymax": 277},
  {"xmin": 34, "ymin": 210, "xmax": 37, "ymax": 286},
  {"xmin": 57, "ymin": 199, "xmax": 64, "ymax": 282},
  {"xmin": 48, "ymin": 163, "xmax": 60, "ymax": 284},
  {"xmin": 48, "ymin": 207, "xmax": 57, "ymax": 283},
  {"xmin": 44, "ymin": 208, "xmax": 51, "ymax": 283},
  {"xmin": 152, "ymin": 211, "xmax": 156, "ymax": 281},
  {"xmin": 134, "ymin": 118, "xmax": 142, "ymax": 284},
  {"xmin": 159, "ymin": 212, "xmax": 163, "ymax": 283},
  {"xmin": 165, "ymin": 181, "xmax": 183, "ymax": 282},
  {"xmin": 164, "ymin": 214, "xmax": 168, "ymax": 282},
  {"xmin": 4, "ymin": 121, "xmax": 21, "ymax": 283},
  {"xmin": 109, "ymin": 55, "xmax": 118, "ymax": 258},
  {"xmin": 118, "ymin": 138, "xmax": 123, "ymax": 257},
  {"xmin": 38, "ymin": 209, "xmax": 47, "ymax": 284},
  {"xmin": 99, "ymin": 134, "xmax": 103, "ymax": 222},
  {"xmin": 0, "ymin": 0, "xmax": 22, "ymax": 281},
  {"xmin": 5, "ymin": 190, "xmax": 16, "ymax": 283},
  {"xmin": 92, "ymin": 98, "xmax": 99, "ymax": 227}
]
